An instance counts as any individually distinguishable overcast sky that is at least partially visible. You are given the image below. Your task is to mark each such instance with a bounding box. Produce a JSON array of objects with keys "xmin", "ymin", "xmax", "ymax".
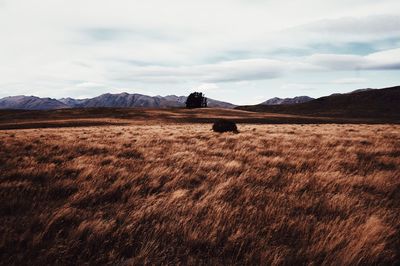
[{"xmin": 1, "ymin": 0, "xmax": 400, "ymax": 104}]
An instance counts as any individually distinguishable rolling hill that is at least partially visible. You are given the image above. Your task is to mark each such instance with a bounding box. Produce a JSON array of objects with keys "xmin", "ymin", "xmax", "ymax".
[{"xmin": 237, "ymin": 86, "xmax": 400, "ymax": 119}]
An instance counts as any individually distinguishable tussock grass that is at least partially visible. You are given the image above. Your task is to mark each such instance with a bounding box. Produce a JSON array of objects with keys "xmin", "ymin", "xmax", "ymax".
[{"xmin": 0, "ymin": 124, "xmax": 399, "ymax": 265}]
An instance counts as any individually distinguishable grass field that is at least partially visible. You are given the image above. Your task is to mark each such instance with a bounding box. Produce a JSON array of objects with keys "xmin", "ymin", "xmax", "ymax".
[
  {"xmin": 1, "ymin": 109, "xmax": 399, "ymax": 265},
  {"xmin": 1, "ymin": 107, "xmax": 397, "ymax": 130}
]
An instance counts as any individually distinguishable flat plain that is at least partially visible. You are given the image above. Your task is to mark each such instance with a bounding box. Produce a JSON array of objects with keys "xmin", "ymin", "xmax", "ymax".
[{"xmin": 0, "ymin": 108, "xmax": 399, "ymax": 265}]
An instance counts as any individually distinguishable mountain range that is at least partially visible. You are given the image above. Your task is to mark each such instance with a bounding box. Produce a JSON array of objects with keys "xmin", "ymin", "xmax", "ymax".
[{"xmin": 0, "ymin": 93, "xmax": 236, "ymax": 110}]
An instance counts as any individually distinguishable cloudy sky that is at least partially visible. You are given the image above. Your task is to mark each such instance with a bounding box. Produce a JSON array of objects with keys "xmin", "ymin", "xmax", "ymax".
[{"xmin": 1, "ymin": 0, "xmax": 400, "ymax": 104}]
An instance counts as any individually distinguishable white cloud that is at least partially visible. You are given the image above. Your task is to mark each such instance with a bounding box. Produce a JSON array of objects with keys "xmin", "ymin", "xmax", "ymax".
[
  {"xmin": 305, "ymin": 48, "xmax": 400, "ymax": 71},
  {"xmin": 107, "ymin": 58, "xmax": 291, "ymax": 83},
  {"xmin": 193, "ymin": 83, "xmax": 219, "ymax": 91},
  {"xmin": 332, "ymin": 78, "xmax": 367, "ymax": 84},
  {"xmin": 76, "ymin": 82, "xmax": 106, "ymax": 88},
  {"xmin": 365, "ymin": 48, "xmax": 400, "ymax": 69},
  {"xmin": 307, "ymin": 54, "xmax": 366, "ymax": 70},
  {"xmin": 106, "ymin": 49, "xmax": 399, "ymax": 85},
  {"xmin": 281, "ymin": 83, "xmax": 313, "ymax": 90},
  {"xmin": 292, "ymin": 15, "xmax": 400, "ymax": 42}
]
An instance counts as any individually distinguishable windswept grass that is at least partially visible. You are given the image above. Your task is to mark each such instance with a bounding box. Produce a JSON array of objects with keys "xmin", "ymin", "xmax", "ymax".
[{"xmin": 0, "ymin": 124, "xmax": 399, "ymax": 265}]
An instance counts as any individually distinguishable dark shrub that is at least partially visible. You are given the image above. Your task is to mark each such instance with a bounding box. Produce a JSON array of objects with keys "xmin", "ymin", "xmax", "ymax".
[{"xmin": 212, "ymin": 119, "xmax": 238, "ymax": 133}]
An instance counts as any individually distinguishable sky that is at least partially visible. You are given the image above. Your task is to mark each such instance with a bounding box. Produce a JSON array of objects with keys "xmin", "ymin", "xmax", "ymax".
[{"xmin": 0, "ymin": 0, "xmax": 400, "ymax": 105}]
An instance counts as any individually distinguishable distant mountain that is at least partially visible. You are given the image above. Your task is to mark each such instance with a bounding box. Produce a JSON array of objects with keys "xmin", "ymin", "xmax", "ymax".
[
  {"xmin": 206, "ymin": 98, "xmax": 236, "ymax": 108},
  {"xmin": 349, "ymin": 88, "xmax": 374, "ymax": 94},
  {"xmin": 328, "ymin": 88, "xmax": 374, "ymax": 97},
  {"xmin": 0, "ymin": 93, "xmax": 236, "ymax": 110},
  {"xmin": 159, "ymin": 95, "xmax": 187, "ymax": 105},
  {"xmin": 80, "ymin": 93, "xmax": 177, "ymax": 108},
  {"xmin": 0, "ymin": 96, "xmax": 68, "ymax": 110},
  {"xmin": 58, "ymin": 97, "xmax": 88, "ymax": 107},
  {"xmin": 237, "ymin": 86, "xmax": 400, "ymax": 119},
  {"xmin": 261, "ymin": 96, "xmax": 314, "ymax": 105}
]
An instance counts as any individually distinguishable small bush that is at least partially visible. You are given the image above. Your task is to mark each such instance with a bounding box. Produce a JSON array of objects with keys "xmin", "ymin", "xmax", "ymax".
[{"xmin": 212, "ymin": 119, "xmax": 238, "ymax": 133}]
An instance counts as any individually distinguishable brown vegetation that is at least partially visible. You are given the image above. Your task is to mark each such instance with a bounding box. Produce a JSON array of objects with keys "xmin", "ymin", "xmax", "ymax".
[
  {"xmin": 1, "ymin": 121, "xmax": 400, "ymax": 265},
  {"xmin": 0, "ymin": 107, "xmax": 397, "ymax": 131}
]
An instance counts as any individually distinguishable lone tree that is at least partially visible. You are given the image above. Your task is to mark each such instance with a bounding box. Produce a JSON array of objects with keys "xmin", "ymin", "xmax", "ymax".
[{"xmin": 186, "ymin": 92, "xmax": 207, "ymax": 108}]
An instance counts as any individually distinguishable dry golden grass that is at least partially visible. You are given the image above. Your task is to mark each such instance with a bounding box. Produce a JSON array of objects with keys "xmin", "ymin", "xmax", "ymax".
[{"xmin": 1, "ymin": 123, "xmax": 399, "ymax": 265}]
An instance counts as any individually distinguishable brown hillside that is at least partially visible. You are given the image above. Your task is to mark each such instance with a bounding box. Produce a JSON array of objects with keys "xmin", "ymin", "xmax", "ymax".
[{"xmin": 237, "ymin": 86, "xmax": 400, "ymax": 119}]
